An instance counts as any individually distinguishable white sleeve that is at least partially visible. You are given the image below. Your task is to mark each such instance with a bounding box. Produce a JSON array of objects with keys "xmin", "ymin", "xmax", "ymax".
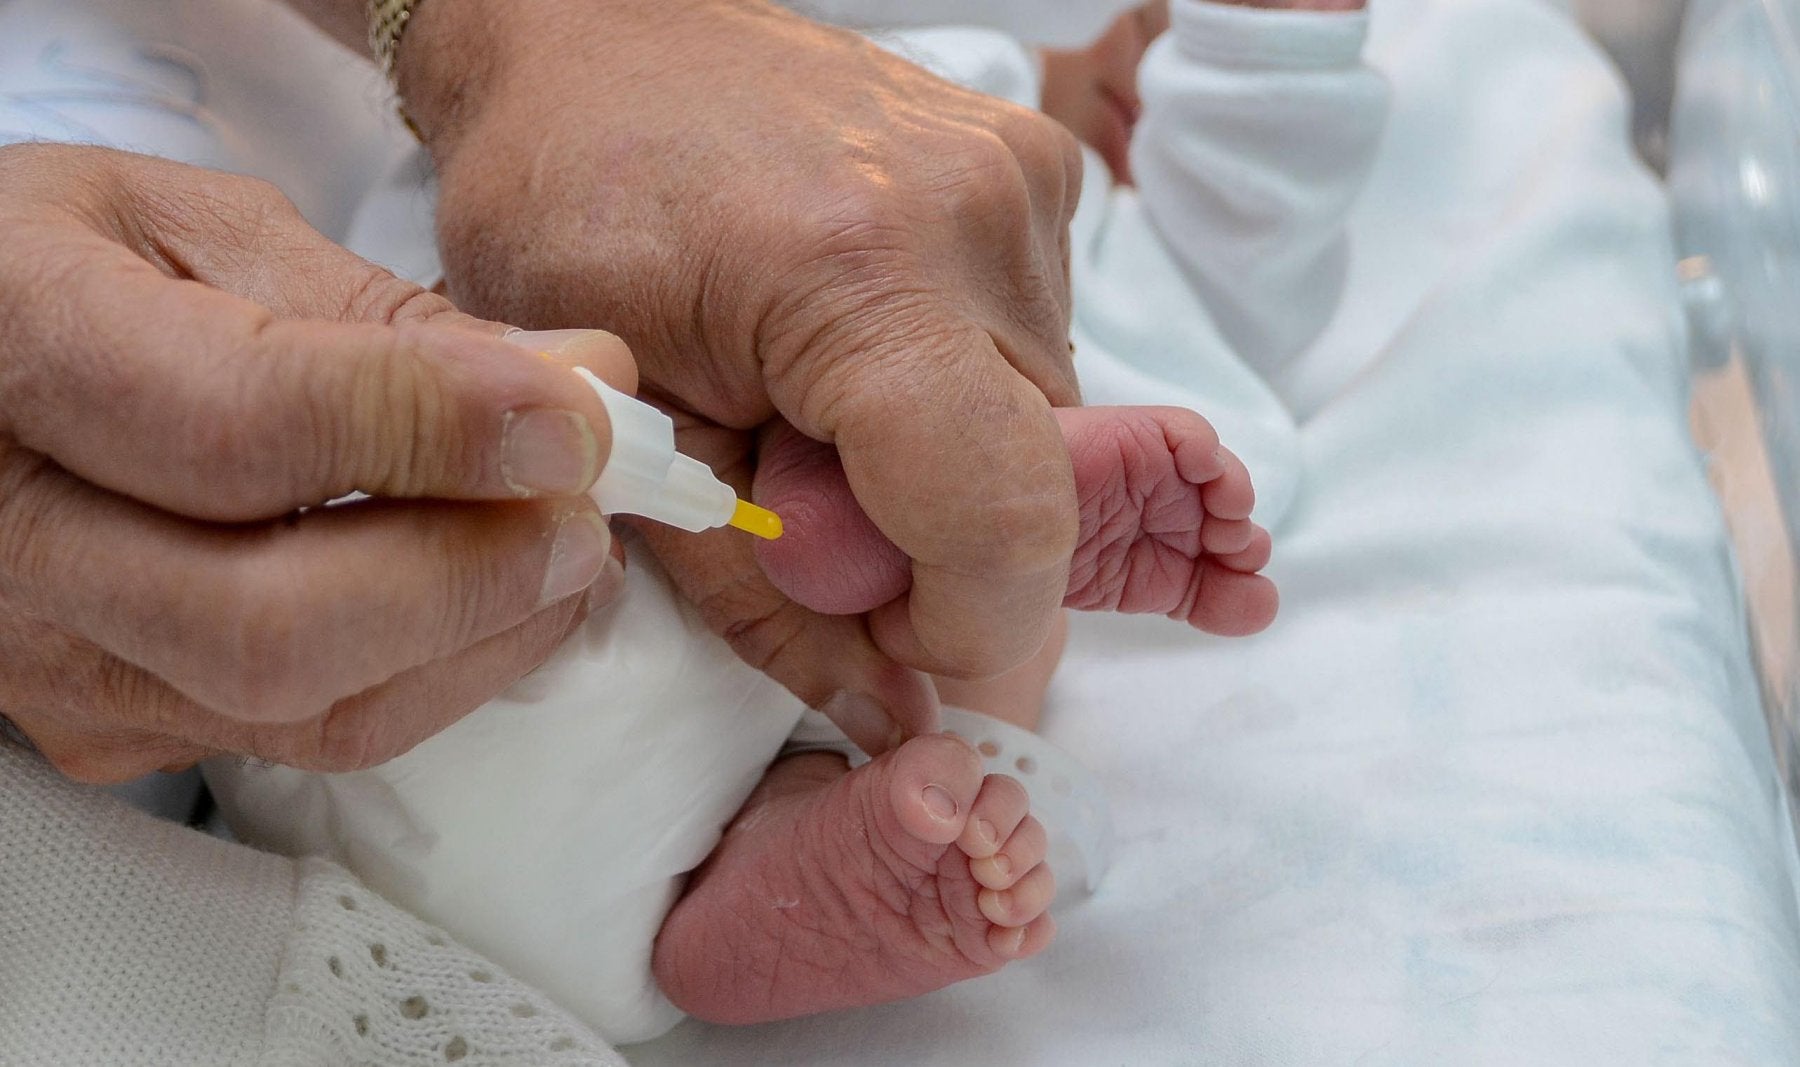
[
  {"xmin": 785, "ymin": 0, "xmax": 1139, "ymax": 47},
  {"xmin": 1131, "ymin": 0, "xmax": 1388, "ymax": 373}
]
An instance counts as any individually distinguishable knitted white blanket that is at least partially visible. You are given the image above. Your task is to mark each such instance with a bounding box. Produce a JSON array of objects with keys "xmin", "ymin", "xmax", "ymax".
[{"xmin": 0, "ymin": 743, "xmax": 624, "ymax": 1066}]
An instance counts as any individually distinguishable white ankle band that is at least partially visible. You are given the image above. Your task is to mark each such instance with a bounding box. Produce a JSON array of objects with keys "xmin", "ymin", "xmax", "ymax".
[{"xmin": 783, "ymin": 708, "xmax": 1114, "ymax": 898}]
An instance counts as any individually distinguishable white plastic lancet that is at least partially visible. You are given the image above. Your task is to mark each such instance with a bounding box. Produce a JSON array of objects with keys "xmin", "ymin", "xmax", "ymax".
[{"xmin": 574, "ymin": 367, "xmax": 782, "ymax": 540}]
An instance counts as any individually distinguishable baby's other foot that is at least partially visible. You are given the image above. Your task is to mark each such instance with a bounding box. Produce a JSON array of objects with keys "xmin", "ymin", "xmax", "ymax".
[
  {"xmin": 652, "ymin": 736, "xmax": 1054, "ymax": 1024},
  {"xmin": 753, "ymin": 406, "xmax": 1277, "ymax": 636},
  {"xmin": 1060, "ymin": 405, "xmax": 1276, "ymax": 636}
]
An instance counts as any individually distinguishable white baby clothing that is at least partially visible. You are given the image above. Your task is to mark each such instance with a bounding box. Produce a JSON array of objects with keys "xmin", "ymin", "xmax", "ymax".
[
  {"xmin": 786, "ymin": 0, "xmax": 1142, "ymax": 47},
  {"xmin": 208, "ymin": 545, "xmax": 806, "ymax": 1044},
  {"xmin": 206, "ymin": 0, "xmax": 1389, "ymax": 1045}
]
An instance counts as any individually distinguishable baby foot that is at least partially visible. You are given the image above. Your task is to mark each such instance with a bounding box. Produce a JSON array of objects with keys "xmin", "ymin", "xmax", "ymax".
[
  {"xmin": 1060, "ymin": 405, "xmax": 1275, "ymax": 635},
  {"xmin": 753, "ymin": 405, "xmax": 1278, "ymax": 637},
  {"xmin": 652, "ymin": 735, "xmax": 1054, "ymax": 1024}
]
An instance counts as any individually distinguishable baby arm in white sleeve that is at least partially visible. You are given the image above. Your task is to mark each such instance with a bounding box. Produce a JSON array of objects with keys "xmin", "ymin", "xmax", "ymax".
[
  {"xmin": 786, "ymin": 0, "xmax": 1142, "ymax": 47},
  {"xmin": 1132, "ymin": 0, "xmax": 1388, "ymax": 374}
]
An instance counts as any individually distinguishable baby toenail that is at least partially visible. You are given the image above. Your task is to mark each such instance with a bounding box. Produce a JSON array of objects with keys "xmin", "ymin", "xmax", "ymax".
[{"xmin": 922, "ymin": 785, "xmax": 958, "ymax": 821}]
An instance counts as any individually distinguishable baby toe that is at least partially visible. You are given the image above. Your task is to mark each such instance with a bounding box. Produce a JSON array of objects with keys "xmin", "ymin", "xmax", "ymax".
[
  {"xmin": 1183, "ymin": 565, "xmax": 1280, "ymax": 637},
  {"xmin": 972, "ymin": 814, "xmax": 1047, "ymax": 890},
  {"xmin": 1201, "ymin": 450, "xmax": 1256, "ymax": 522},
  {"xmin": 1169, "ymin": 421, "xmax": 1226, "ymax": 484},
  {"xmin": 887, "ymin": 735, "xmax": 985, "ymax": 847},
  {"xmin": 988, "ymin": 913, "xmax": 1057, "ymax": 961},
  {"xmin": 1200, "ymin": 516, "xmax": 1256, "ymax": 556},
  {"xmin": 978, "ymin": 863, "xmax": 1056, "ymax": 927},
  {"xmin": 957, "ymin": 773, "xmax": 1030, "ymax": 861},
  {"xmin": 1217, "ymin": 525, "xmax": 1273, "ymax": 573}
]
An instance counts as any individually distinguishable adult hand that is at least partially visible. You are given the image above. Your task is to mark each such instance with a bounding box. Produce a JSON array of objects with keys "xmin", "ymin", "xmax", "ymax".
[
  {"xmin": 0, "ymin": 143, "xmax": 634, "ymax": 782},
  {"xmin": 397, "ymin": 0, "xmax": 1085, "ymax": 752}
]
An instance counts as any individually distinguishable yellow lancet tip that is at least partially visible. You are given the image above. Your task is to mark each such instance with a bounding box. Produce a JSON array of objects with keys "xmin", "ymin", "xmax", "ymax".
[{"xmin": 729, "ymin": 499, "xmax": 784, "ymax": 540}]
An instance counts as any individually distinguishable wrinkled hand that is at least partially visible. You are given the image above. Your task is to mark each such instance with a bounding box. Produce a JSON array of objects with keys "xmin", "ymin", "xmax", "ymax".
[
  {"xmin": 401, "ymin": 0, "xmax": 1086, "ymax": 752},
  {"xmin": 0, "ymin": 144, "xmax": 634, "ymax": 781}
]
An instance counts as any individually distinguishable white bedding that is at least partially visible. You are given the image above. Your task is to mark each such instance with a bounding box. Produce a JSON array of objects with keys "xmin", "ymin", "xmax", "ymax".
[{"xmin": 5, "ymin": 0, "xmax": 1799, "ymax": 1062}]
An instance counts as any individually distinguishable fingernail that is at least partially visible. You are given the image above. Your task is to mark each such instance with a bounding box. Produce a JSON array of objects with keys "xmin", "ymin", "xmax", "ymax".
[
  {"xmin": 995, "ymin": 925, "xmax": 1027, "ymax": 956},
  {"xmin": 502, "ymin": 327, "xmax": 625, "ymax": 362},
  {"xmin": 540, "ymin": 512, "xmax": 611, "ymax": 608},
  {"xmin": 974, "ymin": 818, "xmax": 998, "ymax": 849},
  {"xmin": 585, "ymin": 554, "xmax": 626, "ymax": 613},
  {"xmin": 922, "ymin": 784, "xmax": 959, "ymax": 821},
  {"xmin": 501, "ymin": 407, "xmax": 599, "ymax": 496},
  {"xmin": 822, "ymin": 691, "xmax": 898, "ymax": 754}
]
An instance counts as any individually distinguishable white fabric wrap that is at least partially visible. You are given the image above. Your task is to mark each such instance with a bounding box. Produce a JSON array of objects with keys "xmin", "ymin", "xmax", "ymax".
[
  {"xmin": 206, "ymin": 545, "xmax": 810, "ymax": 1046},
  {"xmin": 0, "ymin": 743, "xmax": 624, "ymax": 1066}
]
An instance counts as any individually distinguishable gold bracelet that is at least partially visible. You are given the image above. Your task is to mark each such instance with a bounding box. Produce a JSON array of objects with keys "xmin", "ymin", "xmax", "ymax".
[{"xmin": 368, "ymin": 0, "xmax": 422, "ymax": 82}]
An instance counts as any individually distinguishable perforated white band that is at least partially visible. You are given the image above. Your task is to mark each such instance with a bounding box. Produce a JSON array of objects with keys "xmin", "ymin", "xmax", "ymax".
[{"xmin": 783, "ymin": 708, "xmax": 1114, "ymax": 898}]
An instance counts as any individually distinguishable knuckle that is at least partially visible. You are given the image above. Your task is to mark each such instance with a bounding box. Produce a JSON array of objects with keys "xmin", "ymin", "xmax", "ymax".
[
  {"xmin": 1059, "ymin": 125, "xmax": 1086, "ymax": 210},
  {"xmin": 204, "ymin": 173, "xmax": 299, "ymax": 240},
  {"xmin": 336, "ymin": 331, "xmax": 450, "ymax": 495},
  {"xmin": 251, "ymin": 320, "xmax": 446, "ymax": 500},
  {"xmin": 306, "ymin": 705, "xmax": 390, "ymax": 772},
  {"xmin": 217, "ymin": 170, "xmax": 288, "ymax": 209},
  {"xmin": 0, "ymin": 449, "xmax": 62, "ymax": 599},
  {"xmin": 995, "ymin": 103, "xmax": 1069, "ymax": 169},
  {"xmin": 144, "ymin": 171, "xmax": 297, "ymax": 260},
  {"xmin": 337, "ymin": 269, "xmax": 454, "ymax": 328},
  {"xmin": 224, "ymin": 176, "xmax": 295, "ymax": 232},
  {"xmin": 429, "ymin": 519, "xmax": 521, "ymax": 653},
  {"xmin": 941, "ymin": 131, "xmax": 1032, "ymax": 219}
]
